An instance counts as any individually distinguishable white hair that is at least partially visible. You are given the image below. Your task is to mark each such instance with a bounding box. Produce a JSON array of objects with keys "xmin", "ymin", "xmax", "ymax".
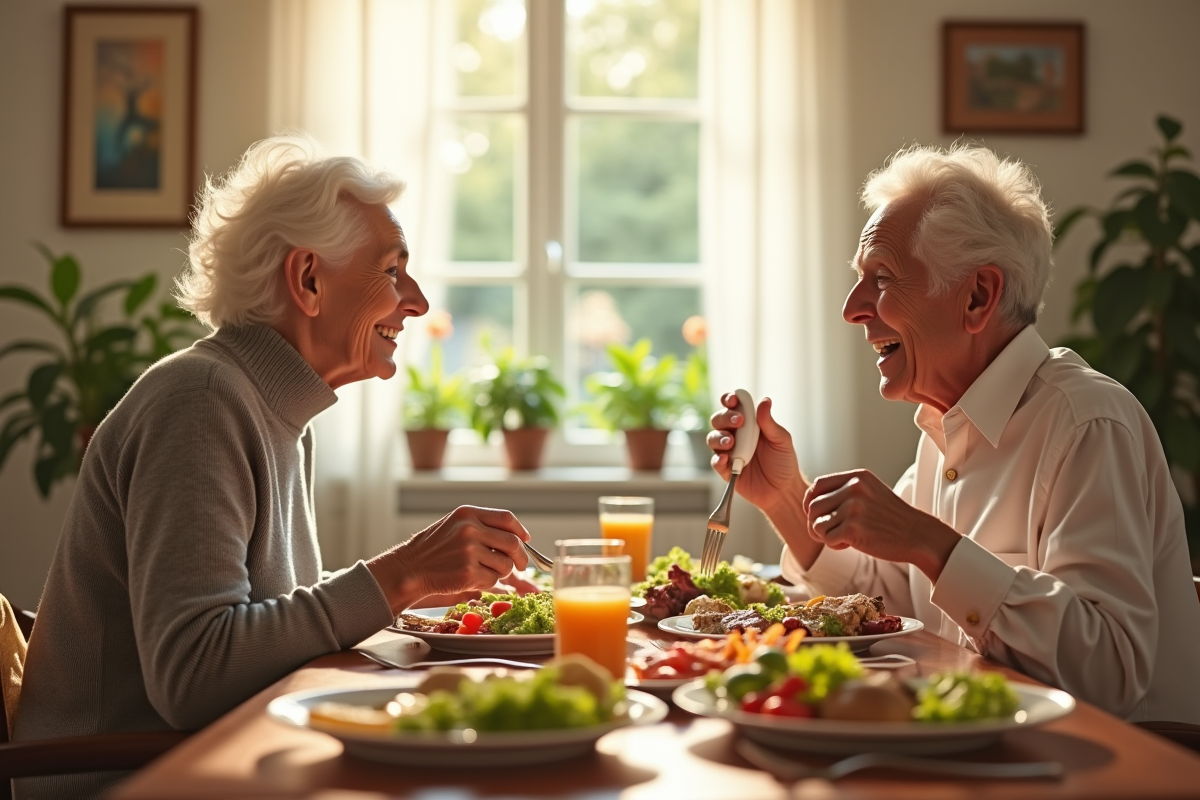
[
  {"xmin": 860, "ymin": 143, "xmax": 1053, "ymax": 327},
  {"xmin": 177, "ymin": 134, "xmax": 406, "ymax": 329}
]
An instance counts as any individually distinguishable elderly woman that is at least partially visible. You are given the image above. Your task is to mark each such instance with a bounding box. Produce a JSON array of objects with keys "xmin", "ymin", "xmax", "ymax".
[
  {"xmin": 710, "ymin": 144, "xmax": 1200, "ymax": 724},
  {"xmin": 14, "ymin": 136, "xmax": 532, "ymax": 799}
]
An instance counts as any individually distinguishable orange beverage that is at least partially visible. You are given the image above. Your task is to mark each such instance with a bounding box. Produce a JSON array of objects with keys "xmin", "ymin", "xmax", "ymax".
[
  {"xmin": 599, "ymin": 513, "xmax": 654, "ymax": 582},
  {"xmin": 554, "ymin": 586, "xmax": 631, "ymax": 680}
]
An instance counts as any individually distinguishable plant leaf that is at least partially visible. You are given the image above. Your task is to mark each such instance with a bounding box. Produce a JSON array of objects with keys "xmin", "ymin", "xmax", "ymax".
[
  {"xmin": 85, "ymin": 325, "xmax": 139, "ymax": 354},
  {"xmin": 0, "ymin": 412, "xmax": 37, "ymax": 471},
  {"xmin": 1070, "ymin": 276, "xmax": 1098, "ymax": 323},
  {"xmin": 1166, "ymin": 169, "xmax": 1200, "ymax": 221},
  {"xmin": 1098, "ymin": 334, "xmax": 1144, "ymax": 384},
  {"xmin": 1163, "ymin": 409, "xmax": 1200, "ymax": 471},
  {"xmin": 34, "ymin": 452, "xmax": 63, "ymax": 498},
  {"xmin": 1165, "ymin": 311, "xmax": 1200, "ymax": 370},
  {"xmin": 1165, "ymin": 144, "xmax": 1193, "ymax": 162},
  {"xmin": 1110, "ymin": 160, "xmax": 1156, "ymax": 179},
  {"xmin": 50, "ymin": 254, "xmax": 81, "ymax": 308},
  {"xmin": 40, "ymin": 399, "xmax": 75, "ymax": 452},
  {"xmin": 1157, "ymin": 115, "xmax": 1183, "ymax": 143},
  {"xmin": 27, "ymin": 362, "xmax": 63, "ymax": 409},
  {"xmin": 1147, "ymin": 269, "xmax": 1175, "ymax": 313},
  {"xmin": 124, "ymin": 274, "xmax": 157, "ymax": 316},
  {"xmin": 1130, "ymin": 370, "xmax": 1165, "ymax": 412},
  {"xmin": 72, "ymin": 279, "xmax": 136, "ymax": 327},
  {"xmin": 1093, "ymin": 265, "xmax": 1149, "ymax": 339},
  {"xmin": 0, "ymin": 285, "xmax": 58, "ymax": 319},
  {"xmin": 1051, "ymin": 206, "xmax": 1090, "ymax": 245},
  {"xmin": 0, "ymin": 340, "xmax": 64, "ymax": 363}
]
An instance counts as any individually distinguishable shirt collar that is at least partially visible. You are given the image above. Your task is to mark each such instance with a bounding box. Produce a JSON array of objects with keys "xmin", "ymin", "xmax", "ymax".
[{"xmin": 915, "ymin": 325, "xmax": 1050, "ymax": 449}]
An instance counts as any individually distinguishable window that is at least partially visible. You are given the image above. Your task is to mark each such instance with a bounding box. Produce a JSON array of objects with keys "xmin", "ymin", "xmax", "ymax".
[{"xmin": 415, "ymin": 0, "xmax": 706, "ymax": 456}]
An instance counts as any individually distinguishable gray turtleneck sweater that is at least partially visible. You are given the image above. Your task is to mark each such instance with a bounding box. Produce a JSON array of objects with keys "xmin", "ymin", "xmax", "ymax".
[{"xmin": 13, "ymin": 325, "xmax": 394, "ymax": 799}]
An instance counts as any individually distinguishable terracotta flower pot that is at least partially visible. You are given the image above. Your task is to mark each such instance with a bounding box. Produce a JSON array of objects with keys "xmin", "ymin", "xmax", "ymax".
[
  {"xmin": 624, "ymin": 428, "xmax": 670, "ymax": 471},
  {"xmin": 502, "ymin": 427, "xmax": 550, "ymax": 471},
  {"xmin": 405, "ymin": 428, "xmax": 451, "ymax": 471}
]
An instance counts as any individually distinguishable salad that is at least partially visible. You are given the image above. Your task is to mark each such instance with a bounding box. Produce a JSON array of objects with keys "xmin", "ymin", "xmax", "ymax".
[
  {"xmin": 632, "ymin": 624, "xmax": 808, "ymax": 682},
  {"xmin": 397, "ymin": 592, "xmax": 556, "ymax": 636},
  {"xmin": 308, "ymin": 655, "xmax": 625, "ymax": 736},
  {"xmin": 709, "ymin": 630, "xmax": 1020, "ymax": 723},
  {"xmin": 635, "ymin": 547, "xmax": 786, "ymax": 619}
]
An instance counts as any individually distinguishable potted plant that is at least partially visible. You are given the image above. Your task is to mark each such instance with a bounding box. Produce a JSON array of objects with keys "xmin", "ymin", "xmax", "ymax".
[
  {"xmin": 402, "ymin": 310, "xmax": 467, "ymax": 470},
  {"xmin": 0, "ymin": 243, "xmax": 203, "ymax": 496},
  {"xmin": 1054, "ymin": 114, "xmax": 1200, "ymax": 571},
  {"xmin": 584, "ymin": 338, "xmax": 681, "ymax": 471},
  {"xmin": 469, "ymin": 335, "xmax": 565, "ymax": 470},
  {"xmin": 679, "ymin": 315, "xmax": 714, "ymax": 469}
]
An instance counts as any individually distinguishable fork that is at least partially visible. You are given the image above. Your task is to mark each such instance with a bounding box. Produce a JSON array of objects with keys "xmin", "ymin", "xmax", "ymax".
[
  {"xmin": 355, "ymin": 649, "xmax": 544, "ymax": 670},
  {"xmin": 523, "ymin": 540, "xmax": 555, "ymax": 572},
  {"xmin": 735, "ymin": 739, "xmax": 1065, "ymax": 782},
  {"xmin": 701, "ymin": 389, "xmax": 760, "ymax": 576}
]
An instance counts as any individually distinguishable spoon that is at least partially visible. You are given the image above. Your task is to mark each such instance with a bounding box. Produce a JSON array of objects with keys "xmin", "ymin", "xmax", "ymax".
[{"xmin": 523, "ymin": 541, "xmax": 555, "ymax": 572}]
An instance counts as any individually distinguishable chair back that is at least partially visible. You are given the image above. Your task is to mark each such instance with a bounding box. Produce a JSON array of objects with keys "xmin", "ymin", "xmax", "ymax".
[
  {"xmin": 1194, "ymin": 576, "xmax": 1199, "ymax": 605},
  {"xmin": 0, "ymin": 595, "xmax": 29, "ymax": 746}
]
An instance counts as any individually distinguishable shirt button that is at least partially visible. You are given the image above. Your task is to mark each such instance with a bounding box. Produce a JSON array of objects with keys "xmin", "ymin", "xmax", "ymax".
[
  {"xmin": 945, "ymin": 468, "xmax": 958, "ymax": 481},
  {"xmin": 966, "ymin": 612, "xmax": 980, "ymax": 625}
]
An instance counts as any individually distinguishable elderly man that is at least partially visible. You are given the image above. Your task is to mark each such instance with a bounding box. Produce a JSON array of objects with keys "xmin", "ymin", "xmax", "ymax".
[
  {"xmin": 710, "ymin": 144, "xmax": 1200, "ymax": 724},
  {"xmin": 14, "ymin": 136, "xmax": 534, "ymax": 799}
]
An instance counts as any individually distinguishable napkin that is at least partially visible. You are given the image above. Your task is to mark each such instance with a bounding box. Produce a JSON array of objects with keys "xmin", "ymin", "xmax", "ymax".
[{"xmin": 357, "ymin": 633, "xmax": 432, "ymax": 667}]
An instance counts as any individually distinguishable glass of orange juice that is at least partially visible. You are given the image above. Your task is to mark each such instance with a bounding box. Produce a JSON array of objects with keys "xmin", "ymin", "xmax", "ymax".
[
  {"xmin": 553, "ymin": 539, "xmax": 631, "ymax": 681},
  {"xmin": 598, "ymin": 496, "xmax": 654, "ymax": 583}
]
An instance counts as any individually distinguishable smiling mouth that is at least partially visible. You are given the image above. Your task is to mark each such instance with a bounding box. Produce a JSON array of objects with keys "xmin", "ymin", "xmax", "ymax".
[
  {"xmin": 374, "ymin": 324, "xmax": 399, "ymax": 341},
  {"xmin": 873, "ymin": 338, "xmax": 900, "ymax": 357}
]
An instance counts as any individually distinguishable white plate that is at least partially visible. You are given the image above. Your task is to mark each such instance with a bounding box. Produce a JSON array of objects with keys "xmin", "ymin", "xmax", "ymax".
[
  {"xmin": 268, "ymin": 683, "xmax": 669, "ymax": 767},
  {"xmin": 656, "ymin": 615, "xmax": 924, "ymax": 653},
  {"xmin": 630, "ymin": 595, "xmax": 647, "ymax": 609},
  {"xmin": 672, "ymin": 679, "xmax": 1075, "ymax": 756},
  {"xmin": 391, "ymin": 607, "xmax": 645, "ymax": 656}
]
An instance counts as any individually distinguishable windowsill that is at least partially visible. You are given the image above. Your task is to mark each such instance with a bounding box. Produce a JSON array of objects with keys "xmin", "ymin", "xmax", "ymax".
[{"xmin": 398, "ymin": 465, "xmax": 719, "ymax": 515}]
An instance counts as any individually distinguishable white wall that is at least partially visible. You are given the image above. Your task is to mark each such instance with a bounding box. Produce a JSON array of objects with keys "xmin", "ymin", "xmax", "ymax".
[
  {"xmin": 0, "ymin": 0, "xmax": 273, "ymax": 609},
  {"xmin": 2, "ymin": 0, "xmax": 1198, "ymax": 608}
]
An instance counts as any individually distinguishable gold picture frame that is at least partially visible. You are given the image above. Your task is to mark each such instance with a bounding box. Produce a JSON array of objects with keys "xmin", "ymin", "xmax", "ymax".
[
  {"xmin": 61, "ymin": 6, "xmax": 198, "ymax": 227},
  {"xmin": 943, "ymin": 21, "xmax": 1084, "ymax": 135}
]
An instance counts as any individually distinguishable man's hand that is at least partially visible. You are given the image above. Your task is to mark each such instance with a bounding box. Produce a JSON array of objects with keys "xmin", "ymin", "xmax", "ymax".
[
  {"xmin": 803, "ymin": 470, "xmax": 960, "ymax": 581},
  {"xmin": 707, "ymin": 394, "xmax": 806, "ymax": 514},
  {"xmin": 367, "ymin": 506, "xmax": 531, "ymax": 614}
]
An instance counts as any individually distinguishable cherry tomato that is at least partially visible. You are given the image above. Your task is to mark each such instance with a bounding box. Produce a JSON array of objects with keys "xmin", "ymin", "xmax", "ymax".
[
  {"xmin": 740, "ymin": 692, "xmax": 766, "ymax": 713},
  {"xmin": 489, "ymin": 601, "xmax": 513, "ymax": 617},
  {"xmin": 771, "ymin": 675, "xmax": 809, "ymax": 700},
  {"xmin": 760, "ymin": 695, "xmax": 814, "ymax": 718},
  {"xmin": 461, "ymin": 612, "xmax": 484, "ymax": 632}
]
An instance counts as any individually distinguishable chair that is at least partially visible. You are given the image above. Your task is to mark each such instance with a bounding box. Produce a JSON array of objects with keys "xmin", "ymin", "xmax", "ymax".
[
  {"xmin": 1132, "ymin": 576, "xmax": 1200, "ymax": 754},
  {"xmin": 1, "ymin": 597, "xmax": 189, "ymax": 800}
]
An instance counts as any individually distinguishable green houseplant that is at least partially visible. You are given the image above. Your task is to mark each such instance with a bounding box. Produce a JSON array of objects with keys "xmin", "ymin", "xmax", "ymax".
[
  {"xmin": 469, "ymin": 334, "xmax": 565, "ymax": 470},
  {"xmin": 0, "ymin": 243, "xmax": 203, "ymax": 496},
  {"xmin": 1054, "ymin": 115, "xmax": 1200, "ymax": 569},
  {"xmin": 402, "ymin": 310, "xmax": 467, "ymax": 470},
  {"xmin": 584, "ymin": 338, "xmax": 681, "ymax": 471}
]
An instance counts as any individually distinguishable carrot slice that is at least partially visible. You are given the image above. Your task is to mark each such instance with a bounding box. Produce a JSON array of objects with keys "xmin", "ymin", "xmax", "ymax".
[
  {"xmin": 783, "ymin": 629, "xmax": 807, "ymax": 654},
  {"xmin": 762, "ymin": 623, "xmax": 786, "ymax": 646},
  {"xmin": 804, "ymin": 595, "xmax": 826, "ymax": 609}
]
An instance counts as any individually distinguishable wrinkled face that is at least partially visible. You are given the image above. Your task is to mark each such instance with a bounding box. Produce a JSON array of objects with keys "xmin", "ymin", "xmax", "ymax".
[
  {"xmin": 842, "ymin": 197, "xmax": 970, "ymax": 412},
  {"xmin": 317, "ymin": 203, "xmax": 428, "ymax": 387}
]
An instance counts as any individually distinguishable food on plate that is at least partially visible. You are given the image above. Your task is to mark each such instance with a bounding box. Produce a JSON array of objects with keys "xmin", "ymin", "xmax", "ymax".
[
  {"xmin": 702, "ymin": 592, "xmax": 904, "ymax": 638},
  {"xmin": 635, "ymin": 547, "xmax": 786, "ymax": 619},
  {"xmin": 631, "ymin": 623, "xmax": 807, "ymax": 681},
  {"xmin": 685, "ymin": 595, "xmax": 736, "ymax": 634},
  {"xmin": 395, "ymin": 655, "xmax": 626, "ymax": 733},
  {"xmin": 709, "ymin": 641, "xmax": 1020, "ymax": 723},
  {"xmin": 396, "ymin": 592, "xmax": 556, "ymax": 636}
]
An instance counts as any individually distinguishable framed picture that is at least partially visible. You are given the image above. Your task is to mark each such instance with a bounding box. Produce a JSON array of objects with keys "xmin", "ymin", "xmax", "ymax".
[
  {"xmin": 61, "ymin": 6, "xmax": 198, "ymax": 227},
  {"xmin": 943, "ymin": 21, "xmax": 1084, "ymax": 135}
]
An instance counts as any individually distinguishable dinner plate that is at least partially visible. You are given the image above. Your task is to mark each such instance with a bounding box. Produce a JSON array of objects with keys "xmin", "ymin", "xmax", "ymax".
[
  {"xmin": 268, "ymin": 683, "xmax": 669, "ymax": 767},
  {"xmin": 655, "ymin": 615, "xmax": 924, "ymax": 653},
  {"xmin": 629, "ymin": 595, "xmax": 647, "ymax": 609},
  {"xmin": 390, "ymin": 607, "xmax": 645, "ymax": 656},
  {"xmin": 672, "ymin": 679, "xmax": 1075, "ymax": 756}
]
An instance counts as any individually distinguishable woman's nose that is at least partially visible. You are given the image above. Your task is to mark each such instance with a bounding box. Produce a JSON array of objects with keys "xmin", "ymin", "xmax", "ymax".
[
  {"xmin": 401, "ymin": 274, "xmax": 429, "ymax": 317},
  {"xmin": 842, "ymin": 279, "xmax": 876, "ymax": 325}
]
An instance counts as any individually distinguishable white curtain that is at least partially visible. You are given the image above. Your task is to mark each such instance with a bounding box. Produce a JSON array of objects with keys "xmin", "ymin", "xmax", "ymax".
[
  {"xmin": 267, "ymin": 0, "xmax": 856, "ymax": 567},
  {"xmin": 268, "ymin": 0, "xmax": 435, "ymax": 567},
  {"xmin": 705, "ymin": 0, "xmax": 858, "ymax": 553}
]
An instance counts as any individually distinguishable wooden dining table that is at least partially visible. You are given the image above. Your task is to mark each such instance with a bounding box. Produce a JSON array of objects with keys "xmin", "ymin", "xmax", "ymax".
[{"xmin": 111, "ymin": 620, "xmax": 1200, "ymax": 800}]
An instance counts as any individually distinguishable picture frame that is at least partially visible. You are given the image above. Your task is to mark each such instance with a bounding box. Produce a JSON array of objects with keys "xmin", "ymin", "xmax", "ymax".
[
  {"xmin": 942, "ymin": 21, "xmax": 1084, "ymax": 135},
  {"xmin": 61, "ymin": 6, "xmax": 198, "ymax": 227}
]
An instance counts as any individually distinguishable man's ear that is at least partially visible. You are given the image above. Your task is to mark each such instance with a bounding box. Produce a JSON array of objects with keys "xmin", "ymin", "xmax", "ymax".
[
  {"xmin": 281, "ymin": 248, "xmax": 321, "ymax": 318},
  {"xmin": 964, "ymin": 265, "xmax": 1004, "ymax": 334}
]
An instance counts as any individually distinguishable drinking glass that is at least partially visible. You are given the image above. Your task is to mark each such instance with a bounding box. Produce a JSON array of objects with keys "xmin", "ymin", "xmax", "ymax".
[
  {"xmin": 598, "ymin": 496, "xmax": 655, "ymax": 583},
  {"xmin": 553, "ymin": 539, "xmax": 631, "ymax": 681}
]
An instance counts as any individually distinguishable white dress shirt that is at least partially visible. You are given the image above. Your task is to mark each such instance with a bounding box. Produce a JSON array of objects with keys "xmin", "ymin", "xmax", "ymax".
[{"xmin": 782, "ymin": 325, "xmax": 1200, "ymax": 723}]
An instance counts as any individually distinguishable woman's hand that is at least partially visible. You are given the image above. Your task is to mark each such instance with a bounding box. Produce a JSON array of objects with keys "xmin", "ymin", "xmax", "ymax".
[
  {"xmin": 707, "ymin": 394, "xmax": 806, "ymax": 515},
  {"xmin": 414, "ymin": 569, "xmax": 539, "ymax": 609},
  {"xmin": 368, "ymin": 506, "xmax": 531, "ymax": 614},
  {"xmin": 803, "ymin": 470, "xmax": 960, "ymax": 581}
]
